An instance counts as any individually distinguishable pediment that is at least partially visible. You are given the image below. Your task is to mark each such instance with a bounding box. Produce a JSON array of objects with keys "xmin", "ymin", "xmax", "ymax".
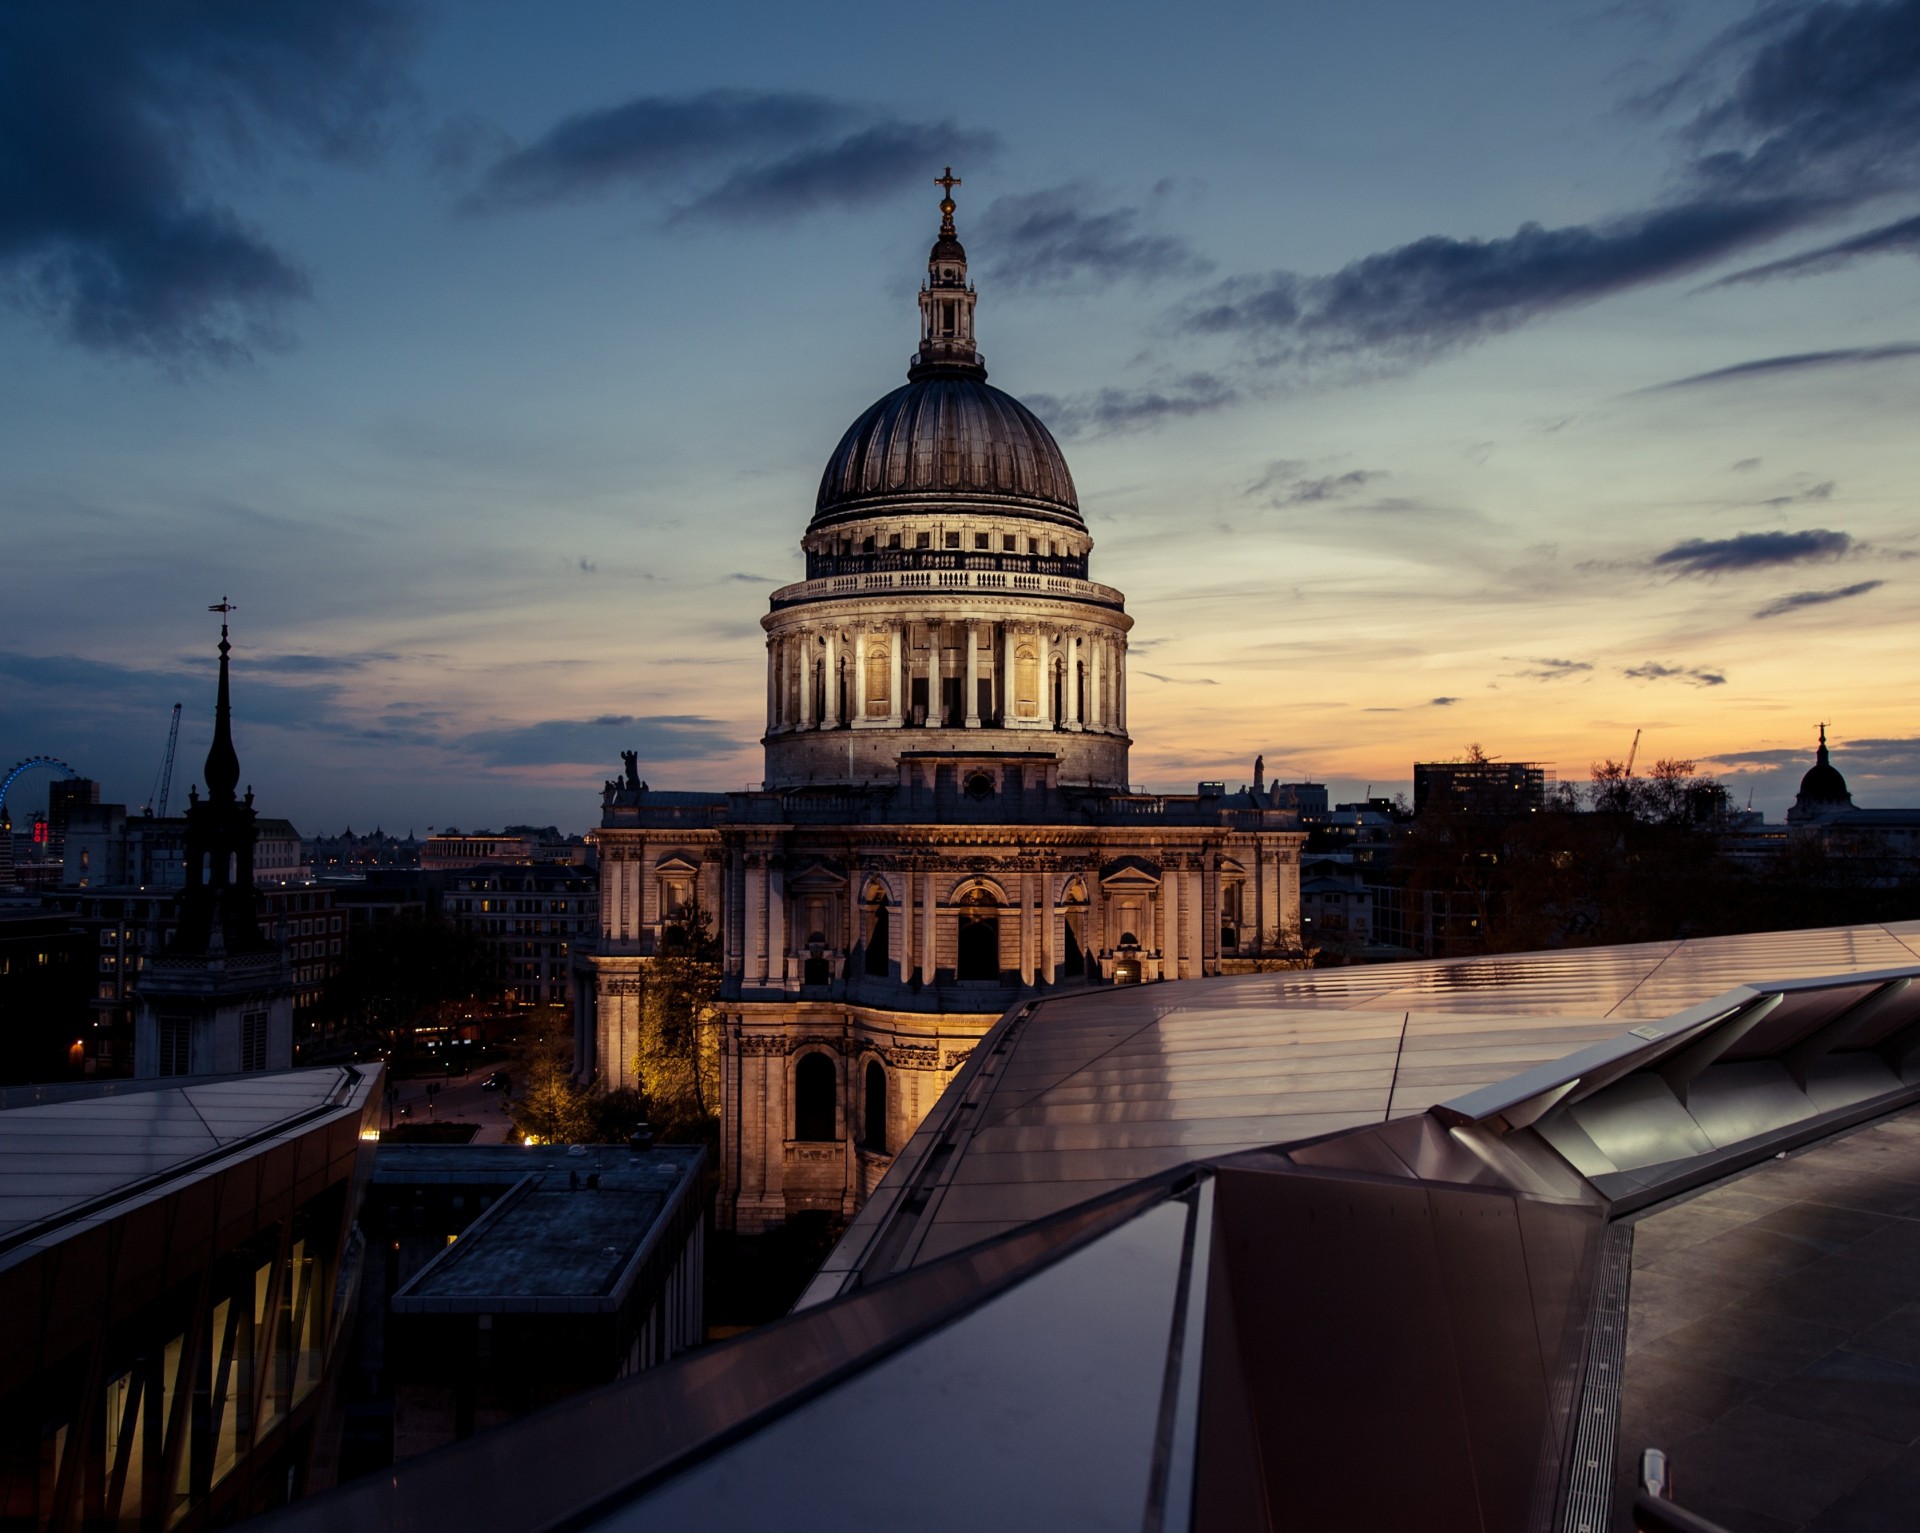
[
  {"xmin": 653, "ymin": 852, "xmax": 701, "ymax": 875},
  {"xmin": 786, "ymin": 859, "xmax": 850, "ymax": 892},
  {"xmin": 1100, "ymin": 855, "xmax": 1162, "ymax": 890}
]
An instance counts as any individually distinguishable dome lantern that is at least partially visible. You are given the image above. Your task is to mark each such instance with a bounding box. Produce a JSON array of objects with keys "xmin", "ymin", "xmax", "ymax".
[{"xmin": 913, "ymin": 168, "xmax": 982, "ymax": 381}]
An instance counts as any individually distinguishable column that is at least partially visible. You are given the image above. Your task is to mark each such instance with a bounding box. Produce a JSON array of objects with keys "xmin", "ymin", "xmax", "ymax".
[
  {"xmin": 964, "ymin": 624, "xmax": 980, "ymax": 727},
  {"xmin": 1089, "ymin": 636, "xmax": 1103, "ymax": 729},
  {"xmin": 824, "ymin": 632, "xmax": 840, "ymax": 727},
  {"xmin": 1040, "ymin": 867, "xmax": 1056, "ymax": 985},
  {"xmin": 1162, "ymin": 861, "xmax": 1181, "ymax": 978},
  {"xmin": 747, "ymin": 857, "xmax": 767, "ymax": 985},
  {"xmin": 920, "ymin": 868, "xmax": 936, "ymax": 982},
  {"xmin": 854, "ymin": 631, "xmax": 869, "ymax": 723},
  {"xmin": 1254, "ymin": 849, "xmax": 1271, "ymax": 953},
  {"xmin": 1040, "ymin": 631, "xmax": 1053, "ymax": 728},
  {"xmin": 1118, "ymin": 643, "xmax": 1128, "ymax": 733},
  {"xmin": 727, "ymin": 845, "xmax": 745, "ymax": 971},
  {"xmin": 800, "ymin": 632, "xmax": 816, "ymax": 729},
  {"xmin": 1018, "ymin": 871, "xmax": 1034, "ymax": 985},
  {"xmin": 768, "ymin": 857, "xmax": 787, "ymax": 988},
  {"xmin": 926, "ymin": 622, "xmax": 942, "ymax": 728},
  {"xmin": 888, "ymin": 625, "xmax": 903, "ymax": 725},
  {"xmin": 766, "ymin": 639, "xmax": 777, "ymax": 733},
  {"xmin": 898, "ymin": 870, "xmax": 913, "ymax": 982},
  {"xmin": 1067, "ymin": 635, "xmax": 1082, "ymax": 728},
  {"xmin": 1186, "ymin": 867, "xmax": 1204, "ymax": 976}
]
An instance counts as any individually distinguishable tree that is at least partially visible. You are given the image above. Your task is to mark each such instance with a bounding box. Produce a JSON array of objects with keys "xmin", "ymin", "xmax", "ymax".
[
  {"xmin": 511, "ymin": 1033, "xmax": 593, "ymax": 1144},
  {"xmin": 631, "ymin": 898, "xmax": 723, "ymax": 1141}
]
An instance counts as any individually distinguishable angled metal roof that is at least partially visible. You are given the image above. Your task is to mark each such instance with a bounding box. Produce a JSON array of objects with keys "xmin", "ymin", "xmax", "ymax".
[{"xmin": 254, "ymin": 922, "xmax": 1920, "ymax": 1533}]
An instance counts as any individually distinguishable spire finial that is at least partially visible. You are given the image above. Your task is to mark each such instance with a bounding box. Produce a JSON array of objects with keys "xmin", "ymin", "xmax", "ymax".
[
  {"xmin": 203, "ymin": 599, "xmax": 241, "ymax": 801},
  {"xmin": 1817, "ymin": 721, "xmax": 1830, "ymax": 763},
  {"xmin": 935, "ymin": 167, "xmax": 961, "ymax": 235}
]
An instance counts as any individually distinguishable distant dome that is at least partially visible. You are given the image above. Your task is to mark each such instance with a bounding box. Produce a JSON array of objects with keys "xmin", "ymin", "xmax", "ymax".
[
  {"xmin": 1791, "ymin": 725, "xmax": 1853, "ymax": 821},
  {"xmin": 813, "ymin": 374, "xmax": 1081, "ymax": 528},
  {"xmin": 1798, "ymin": 757, "xmax": 1850, "ymax": 805}
]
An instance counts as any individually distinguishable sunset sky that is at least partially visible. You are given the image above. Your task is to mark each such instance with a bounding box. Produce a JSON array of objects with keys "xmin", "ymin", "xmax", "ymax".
[{"xmin": 2, "ymin": 0, "xmax": 1916, "ymax": 834}]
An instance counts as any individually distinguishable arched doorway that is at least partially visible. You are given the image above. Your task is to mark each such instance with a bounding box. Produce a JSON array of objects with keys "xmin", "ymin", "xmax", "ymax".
[
  {"xmin": 956, "ymin": 887, "xmax": 1000, "ymax": 981},
  {"xmin": 865, "ymin": 900, "xmax": 890, "ymax": 976},
  {"xmin": 794, "ymin": 1052, "xmax": 837, "ymax": 1141},
  {"xmin": 863, "ymin": 1060, "xmax": 888, "ymax": 1152}
]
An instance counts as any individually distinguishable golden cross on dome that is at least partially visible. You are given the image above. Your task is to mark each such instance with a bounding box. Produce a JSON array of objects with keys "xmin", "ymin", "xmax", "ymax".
[{"xmin": 934, "ymin": 167, "xmax": 961, "ymax": 196}]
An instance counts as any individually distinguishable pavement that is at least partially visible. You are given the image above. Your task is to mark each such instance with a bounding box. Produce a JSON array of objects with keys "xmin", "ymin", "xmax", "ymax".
[{"xmin": 384, "ymin": 1063, "xmax": 519, "ymax": 1144}]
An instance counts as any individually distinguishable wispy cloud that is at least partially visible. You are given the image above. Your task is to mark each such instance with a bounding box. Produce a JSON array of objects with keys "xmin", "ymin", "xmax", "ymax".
[
  {"xmin": 1246, "ymin": 463, "xmax": 1386, "ymax": 507},
  {"xmin": 1752, "ymin": 579, "xmax": 1885, "ymax": 619},
  {"xmin": 1028, "ymin": 373, "xmax": 1237, "ymax": 437},
  {"xmin": 0, "ymin": 2, "xmax": 418, "ymax": 362},
  {"xmin": 467, "ymin": 89, "xmax": 996, "ymax": 224},
  {"xmin": 1139, "ymin": 672, "xmax": 1219, "ymax": 686},
  {"xmin": 1651, "ymin": 528, "xmax": 1852, "ymax": 575},
  {"xmin": 1639, "ymin": 344, "xmax": 1920, "ymax": 391},
  {"xmin": 976, "ymin": 183, "xmax": 1211, "ymax": 290},
  {"xmin": 1706, "ymin": 212, "xmax": 1920, "ymax": 287},
  {"xmin": 1507, "ymin": 657, "xmax": 1595, "ymax": 682},
  {"xmin": 1623, "ymin": 661, "xmax": 1727, "ymax": 686}
]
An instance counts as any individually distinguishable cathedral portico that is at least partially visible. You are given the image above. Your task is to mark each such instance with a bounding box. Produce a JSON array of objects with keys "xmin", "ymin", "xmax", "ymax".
[{"xmin": 577, "ymin": 178, "xmax": 1309, "ymax": 1230}]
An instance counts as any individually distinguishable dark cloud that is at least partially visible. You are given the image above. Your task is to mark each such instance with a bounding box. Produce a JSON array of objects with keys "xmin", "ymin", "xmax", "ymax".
[
  {"xmin": 1246, "ymin": 464, "xmax": 1386, "ymax": 506},
  {"xmin": 0, "ymin": 2, "xmax": 417, "ymax": 362},
  {"xmin": 1675, "ymin": 0, "xmax": 1920, "ymax": 200},
  {"xmin": 1509, "ymin": 657, "xmax": 1595, "ymax": 682},
  {"xmin": 578, "ymin": 558, "xmax": 598, "ymax": 574},
  {"xmin": 1028, "ymin": 373, "xmax": 1236, "ymax": 437},
  {"xmin": 1623, "ymin": 661, "xmax": 1728, "ymax": 686},
  {"xmin": 1138, "ymin": 672, "xmax": 1219, "ymax": 686},
  {"xmin": 1178, "ymin": 199, "xmax": 1811, "ymax": 362},
  {"xmin": 1173, "ymin": 1, "xmax": 1920, "ymax": 371},
  {"xmin": 975, "ymin": 185, "xmax": 1211, "ymax": 290},
  {"xmin": 725, "ymin": 571, "xmax": 776, "ymax": 584},
  {"xmin": 1642, "ymin": 342, "xmax": 1920, "ymax": 390},
  {"xmin": 245, "ymin": 651, "xmax": 399, "ymax": 675},
  {"xmin": 457, "ymin": 714, "xmax": 737, "ymax": 768},
  {"xmin": 1732, "ymin": 457, "xmax": 1763, "ymax": 471},
  {"xmin": 1430, "ymin": 697, "xmax": 1460, "ymax": 706},
  {"xmin": 469, "ymin": 89, "xmax": 995, "ymax": 224},
  {"xmin": 1752, "ymin": 579, "xmax": 1885, "ymax": 618},
  {"xmin": 1651, "ymin": 527, "xmax": 1853, "ymax": 575},
  {"xmin": 1707, "ymin": 211, "xmax": 1920, "ymax": 286}
]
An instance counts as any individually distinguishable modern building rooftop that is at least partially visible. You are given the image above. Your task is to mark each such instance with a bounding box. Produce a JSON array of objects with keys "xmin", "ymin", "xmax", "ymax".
[
  {"xmin": 259, "ymin": 921, "xmax": 1920, "ymax": 1533},
  {"xmin": 383, "ymin": 1146, "xmax": 704, "ymax": 1313},
  {"xmin": 0, "ymin": 1066, "xmax": 377, "ymax": 1251}
]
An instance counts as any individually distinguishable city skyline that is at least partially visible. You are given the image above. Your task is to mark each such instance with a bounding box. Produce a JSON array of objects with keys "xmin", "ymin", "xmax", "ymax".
[{"xmin": 3, "ymin": 0, "xmax": 1917, "ymax": 834}]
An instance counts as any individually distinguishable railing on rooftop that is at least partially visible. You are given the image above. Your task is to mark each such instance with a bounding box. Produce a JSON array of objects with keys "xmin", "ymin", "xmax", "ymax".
[{"xmin": 770, "ymin": 568, "xmax": 1125, "ymax": 609}]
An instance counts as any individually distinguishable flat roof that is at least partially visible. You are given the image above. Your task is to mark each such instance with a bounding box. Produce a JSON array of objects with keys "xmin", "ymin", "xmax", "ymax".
[{"xmin": 389, "ymin": 1146, "xmax": 703, "ymax": 1313}]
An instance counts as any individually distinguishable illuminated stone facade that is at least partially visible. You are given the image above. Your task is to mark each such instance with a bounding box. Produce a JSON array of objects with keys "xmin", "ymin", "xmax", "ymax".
[{"xmin": 575, "ymin": 184, "xmax": 1307, "ymax": 1231}]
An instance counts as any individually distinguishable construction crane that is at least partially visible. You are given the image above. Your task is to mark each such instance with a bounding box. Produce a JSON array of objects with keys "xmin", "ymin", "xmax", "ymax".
[
  {"xmin": 145, "ymin": 703, "xmax": 183, "ymax": 818},
  {"xmin": 1624, "ymin": 728, "xmax": 1642, "ymax": 777}
]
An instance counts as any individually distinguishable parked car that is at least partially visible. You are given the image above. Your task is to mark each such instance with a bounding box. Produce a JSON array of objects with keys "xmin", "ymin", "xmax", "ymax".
[{"xmin": 482, "ymin": 1071, "xmax": 511, "ymax": 1093}]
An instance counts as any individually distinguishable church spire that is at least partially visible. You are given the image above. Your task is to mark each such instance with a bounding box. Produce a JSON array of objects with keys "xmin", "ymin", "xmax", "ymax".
[
  {"xmin": 911, "ymin": 167, "xmax": 984, "ymax": 381},
  {"xmin": 204, "ymin": 600, "xmax": 241, "ymax": 803}
]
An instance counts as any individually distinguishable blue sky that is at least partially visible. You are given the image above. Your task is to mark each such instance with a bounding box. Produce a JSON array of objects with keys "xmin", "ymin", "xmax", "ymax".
[{"xmin": 2, "ymin": 0, "xmax": 1917, "ymax": 834}]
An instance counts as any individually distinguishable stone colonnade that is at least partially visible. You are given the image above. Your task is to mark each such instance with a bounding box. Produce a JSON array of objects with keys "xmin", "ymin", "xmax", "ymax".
[{"xmin": 765, "ymin": 617, "xmax": 1127, "ymax": 735}]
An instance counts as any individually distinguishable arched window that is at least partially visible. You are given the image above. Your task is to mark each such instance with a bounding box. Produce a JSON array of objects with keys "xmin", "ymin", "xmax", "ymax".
[
  {"xmin": 794, "ymin": 1052, "xmax": 837, "ymax": 1141},
  {"xmin": 863, "ymin": 1060, "xmax": 888, "ymax": 1153},
  {"xmin": 957, "ymin": 887, "xmax": 1000, "ymax": 982},
  {"xmin": 865, "ymin": 900, "xmax": 890, "ymax": 976}
]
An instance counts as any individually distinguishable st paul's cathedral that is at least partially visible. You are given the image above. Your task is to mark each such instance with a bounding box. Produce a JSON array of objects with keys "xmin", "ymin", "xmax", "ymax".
[{"xmin": 573, "ymin": 178, "xmax": 1309, "ymax": 1231}]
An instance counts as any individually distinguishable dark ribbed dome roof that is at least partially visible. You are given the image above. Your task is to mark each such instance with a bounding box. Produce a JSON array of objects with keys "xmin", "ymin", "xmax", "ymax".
[
  {"xmin": 1798, "ymin": 758, "xmax": 1850, "ymax": 804},
  {"xmin": 814, "ymin": 374, "xmax": 1080, "ymax": 527}
]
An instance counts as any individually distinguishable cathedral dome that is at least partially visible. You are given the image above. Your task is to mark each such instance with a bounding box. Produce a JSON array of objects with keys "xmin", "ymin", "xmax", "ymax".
[
  {"xmin": 1798, "ymin": 753, "xmax": 1850, "ymax": 805},
  {"xmin": 813, "ymin": 374, "xmax": 1080, "ymax": 528}
]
